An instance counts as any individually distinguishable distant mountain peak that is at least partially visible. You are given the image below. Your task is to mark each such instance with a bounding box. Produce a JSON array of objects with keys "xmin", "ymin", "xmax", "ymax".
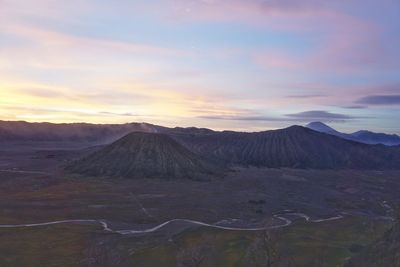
[{"xmin": 305, "ymin": 121, "xmax": 340, "ymax": 135}]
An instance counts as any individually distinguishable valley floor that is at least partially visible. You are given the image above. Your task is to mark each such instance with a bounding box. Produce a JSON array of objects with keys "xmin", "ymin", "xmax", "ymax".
[{"xmin": 0, "ymin": 142, "xmax": 399, "ymax": 266}]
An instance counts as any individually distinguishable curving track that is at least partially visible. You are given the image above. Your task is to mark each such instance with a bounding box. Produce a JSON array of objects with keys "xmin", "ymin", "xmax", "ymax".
[{"xmin": 0, "ymin": 213, "xmax": 343, "ymax": 235}]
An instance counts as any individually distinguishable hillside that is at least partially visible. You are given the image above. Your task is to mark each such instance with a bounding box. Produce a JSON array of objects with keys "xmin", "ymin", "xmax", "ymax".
[
  {"xmin": 171, "ymin": 126, "xmax": 400, "ymax": 169},
  {"xmin": 67, "ymin": 132, "xmax": 218, "ymax": 179}
]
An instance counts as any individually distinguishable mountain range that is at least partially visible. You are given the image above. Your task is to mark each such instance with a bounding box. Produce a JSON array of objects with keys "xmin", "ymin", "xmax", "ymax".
[
  {"xmin": 2, "ymin": 120, "xmax": 399, "ymax": 147},
  {"xmin": 2, "ymin": 120, "xmax": 400, "ymax": 174},
  {"xmin": 306, "ymin": 121, "xmax": 400, "ymax": 146},
  {"xmin": 66, "ymin": 125, "xmax": 400, "ymax": 179},
  {"xmin": 0, "ymin": 120, "xmax": 163, "ymax": 143}
]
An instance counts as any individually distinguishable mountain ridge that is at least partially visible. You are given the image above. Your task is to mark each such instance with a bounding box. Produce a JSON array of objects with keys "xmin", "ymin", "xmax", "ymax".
[
  {"xmin": 2, "ymin": 120, "xmax": 399, "ymax": 146},
  {"xmin": 168, "ymin": 125, "xmax": 400, "ymax": 170},
  {"xmin": 306, "ymin": 121, "xmax": 400, "ymax": 146},
  {"xmin": 0, "ymin": 120, "xmax": 165, "ymax": 144},
  {"xmin": 2, "ymin": 120, "xmax": 400, "ymax": 170}
]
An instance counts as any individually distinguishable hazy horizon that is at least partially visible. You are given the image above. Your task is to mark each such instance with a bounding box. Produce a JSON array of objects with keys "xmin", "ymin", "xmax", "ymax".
[
  {"xmin": 1, "ymin": 0, "xmax": 400, "ymax": 133},
  {"xmin": 2, "ymin": 119, "xmax": 400, "ymax": 136}
]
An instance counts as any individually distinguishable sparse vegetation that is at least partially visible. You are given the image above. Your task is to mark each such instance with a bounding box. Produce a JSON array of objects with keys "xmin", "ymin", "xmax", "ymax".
[{"xmin": 345, "ymin": 208, "xmax": 400, "ymax": 267}]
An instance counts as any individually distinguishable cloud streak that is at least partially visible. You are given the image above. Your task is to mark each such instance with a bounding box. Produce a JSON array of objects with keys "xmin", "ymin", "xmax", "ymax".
[
  {"xmin": 198, "ymin": 115, "xmax": 281, "ymax": 122},
  {"xmin": 356, "ymin": 95, "xmax": 400, "ymax": 105},
  {"xmin": 199, "ymin": 110, "xmax": 362, "ymax": 123},
  {"xmin": 285, "ymin": 94, "xmax": 327, "ymax": 99},
  {"xmin": 0, "ymin": 23, "xmax": 185, "ymax": 57},
  {"xmin": 286, "ymin": 110, "xmax": 359, "ymax": 122}
]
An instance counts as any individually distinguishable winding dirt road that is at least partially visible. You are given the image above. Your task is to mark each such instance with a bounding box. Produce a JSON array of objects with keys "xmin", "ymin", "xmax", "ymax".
[{"xmin": 0, "ymin": 213, "xmax": 343, "ymax": 235}]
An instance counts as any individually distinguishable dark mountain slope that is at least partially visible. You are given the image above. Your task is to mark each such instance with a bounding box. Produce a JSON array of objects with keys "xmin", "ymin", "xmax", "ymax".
[
  {"xmin": 171, "ymin": 126, "xmax": 400, "ymax": 169},
  {"xmin": 67, "ymin": 132, "xmax": 218, "ymax": 179},
  {"xmin": 306, "ymin": 121, "xmax": 343, "ymax": 136}
]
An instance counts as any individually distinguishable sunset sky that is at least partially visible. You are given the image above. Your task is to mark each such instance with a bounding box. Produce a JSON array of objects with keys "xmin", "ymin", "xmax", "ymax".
[{"xmin": 1, "ymin": 0, "xmax": 399, "ymax": 133}]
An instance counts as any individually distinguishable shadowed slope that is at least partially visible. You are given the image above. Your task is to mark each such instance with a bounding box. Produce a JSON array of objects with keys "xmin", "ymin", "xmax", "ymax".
[
  {"xmin": 67, "ymin": 132, "xmax": 218, "ymax": 179},
  {"xmin": 172, "ymin": 126, "xmax": 400, "ymax": 169}
]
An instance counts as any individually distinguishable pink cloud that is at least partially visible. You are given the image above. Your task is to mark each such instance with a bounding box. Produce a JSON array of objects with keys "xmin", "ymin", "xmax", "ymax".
[
  {"xmin": 0, "ymin": 23, "xmax": 185, "ymax": 57},
  {"xmin": 253, "ymin": 11, "xmax": 390, "ymax": 73},
  {"xmin": 169, "ymin": 0, "xmax": 396, "ymax": 73},
  {"xmin": 169, "ymin": 0, "xmax": 326, "ymax": 31}
]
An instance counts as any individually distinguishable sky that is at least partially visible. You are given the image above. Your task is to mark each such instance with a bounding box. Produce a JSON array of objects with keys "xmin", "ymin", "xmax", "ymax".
[{"xmin": 0, "ymin": 0, "xmax": 400, "ymax": 133}]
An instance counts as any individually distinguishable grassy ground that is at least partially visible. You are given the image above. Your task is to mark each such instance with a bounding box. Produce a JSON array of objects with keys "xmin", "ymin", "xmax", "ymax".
[
  {"xmin": 0, "ymin": 164, "xmax": 398, "ymax": 266},
  {"xmin": 0, "ymin": 224, "xmax": 101, "ymax": 267},
  {"xmin": 124, "ymin": 216, "xmax": 390, "ymax": 267},
  {"xmin": 0, "ymin": 207, "xmax": 391, "ymax": 266}
]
